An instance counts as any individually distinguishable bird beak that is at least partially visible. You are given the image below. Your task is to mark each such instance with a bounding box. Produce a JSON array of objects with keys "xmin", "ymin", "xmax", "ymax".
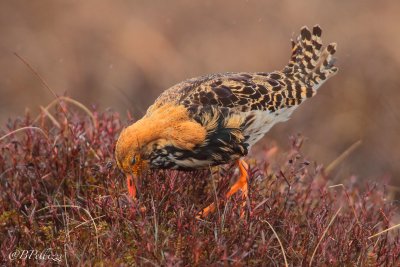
[{"xmin": 126, "ymin": 173, "xmax": 139, "ymax": 199}]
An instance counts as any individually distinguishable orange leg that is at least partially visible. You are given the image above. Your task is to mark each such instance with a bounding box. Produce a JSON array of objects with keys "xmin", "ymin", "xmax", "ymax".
[
  {"xmin": 225, "ymin": 159, "xmax": 248, "ymax": 199},
  {"xmin": 197, "ymin": 159, "xmax": 249, "ymax": 218}
]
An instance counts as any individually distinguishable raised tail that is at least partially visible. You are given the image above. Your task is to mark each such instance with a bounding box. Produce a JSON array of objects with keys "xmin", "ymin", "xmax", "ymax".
[{"xmin": 283, "ymin": 25, "xmax": 338, "ymax": 89}]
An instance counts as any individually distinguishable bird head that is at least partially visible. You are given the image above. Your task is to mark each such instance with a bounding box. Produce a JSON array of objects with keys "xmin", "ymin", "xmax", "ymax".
[
  {"xmin": 115, "ymin": 104, "xmax": 207, "ymax": 198},
  {"xmin": 115, "ymin": 126, "xmax": 149, "ymax": 198}
]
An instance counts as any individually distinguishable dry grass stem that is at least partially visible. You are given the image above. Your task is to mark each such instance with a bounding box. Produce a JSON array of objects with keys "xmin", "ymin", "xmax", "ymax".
[
  {"xmin": 0, "ymin": 126, "xmax": 49, "ymax": 142},
  {"xmin": 35, "ymin": 96, "xmax": 96, "ymax": 127},
  {"xmin": 368, "ymin": 223, "xmax": 400, "ymax": 239},
  {"xmin": 40, "ymin": 105, "xmax": 61, "ymax": 128},
  {"xmin": 325, "ymin": 140, "xmax": 362, "ymax": 175},
  {"xmin": 309, "ymin": 206, "xmax": 342, "ymax": 266},
  {"xmin": 328, "ymin": 184, "xmax": 360, "ymax": 224},
  {"xmin": 262, "ymin": 219, "xmax": 289, "ymax": 267}
]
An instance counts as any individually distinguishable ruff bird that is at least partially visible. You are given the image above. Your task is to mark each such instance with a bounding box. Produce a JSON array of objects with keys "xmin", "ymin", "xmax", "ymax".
[{"xmin": 115, "ymin": 25, "xmax": 338, "ymax": 216}]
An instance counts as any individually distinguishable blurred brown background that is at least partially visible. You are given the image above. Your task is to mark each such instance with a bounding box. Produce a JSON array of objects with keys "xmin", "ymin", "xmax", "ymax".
[{"xmin": 1, "ymin": 1, "xmax": 399, "ymax": 186}]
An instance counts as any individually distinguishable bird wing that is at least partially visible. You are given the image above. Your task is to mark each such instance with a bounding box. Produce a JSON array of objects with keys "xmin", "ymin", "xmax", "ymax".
[
  {"xmin": 148, "ymin": 71, "xmax": 298, "ymax": 114},
  {"xmin": 148, "ymin": 25, "xmax": 337, "ymax": 116},
  {"xmin": 175, "ymin": 71, "xmax": 309, "ymax": 113},
  {"xmin": 143, "ymin": 26, "xmax": 338, "ymax": 168}
]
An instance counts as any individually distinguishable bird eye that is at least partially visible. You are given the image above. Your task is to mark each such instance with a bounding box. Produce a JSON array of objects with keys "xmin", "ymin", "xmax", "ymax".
[{"xmin": 131, "ymin": 156, "xmax": 136, "ymax": 165}]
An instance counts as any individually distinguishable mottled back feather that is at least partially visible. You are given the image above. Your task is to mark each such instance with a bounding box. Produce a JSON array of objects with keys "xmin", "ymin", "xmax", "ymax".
[
  {"xmin": 148, "ymin": 25, "xmax": 337, "ymax": 116},
  {"xmin": 140, "ymin": 25, "xmax": 338, "ymax": 170}
]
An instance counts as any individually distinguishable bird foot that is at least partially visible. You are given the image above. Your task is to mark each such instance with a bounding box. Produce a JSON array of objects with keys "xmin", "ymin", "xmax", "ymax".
[
  {"xmin": 197, "ymin": 159, "xmax": 249, "ymax": 219},
  {"xmin": 196, "ymin": 203, "xmax": 216, "ymax": 219}
]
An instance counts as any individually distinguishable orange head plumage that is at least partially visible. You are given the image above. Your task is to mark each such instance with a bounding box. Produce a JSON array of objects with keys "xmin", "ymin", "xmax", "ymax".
[{"xmin": 115, "ymin": 104, "xmax": 206, "ymax": 198}]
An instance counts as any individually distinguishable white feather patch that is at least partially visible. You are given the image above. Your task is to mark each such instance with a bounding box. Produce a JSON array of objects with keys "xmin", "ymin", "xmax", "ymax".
[{"xmin": 242, "ymin": 107, "xmax": 297, "ymax": 147}]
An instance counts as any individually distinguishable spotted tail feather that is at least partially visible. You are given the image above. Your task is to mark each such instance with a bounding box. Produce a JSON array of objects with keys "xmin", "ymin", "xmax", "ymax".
[{"xmin": 283, "ymin": 25, "xmax": 338, "ymax": 89}]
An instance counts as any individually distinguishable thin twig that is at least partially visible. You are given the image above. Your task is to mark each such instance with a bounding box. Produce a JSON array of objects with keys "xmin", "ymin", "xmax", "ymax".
[
  {"xmin": 328, "ymin": 184, "xmax": 359, "ymax": 224},
  {"xmin": 14, "ymin": 52, "xmax": 69, "ymax": 117},
  {"xmin": 74, "ymin": 215, "xmax": 106, "ymax": 229},
  {"xmin": 14, "ymin": 52, "xmax": 58, "ymax": 99},
  {"xmin": 309, "ymin": 206, "xmax": 342, "ymax": 266},
  {"xmin": 151, "ymin": 196, "xmax": 159, "ymax": 251},
  {"xmin": 36, "ymin": 205, "xmax": 100, "ymax": 254},
  {"xmin": 211, "ymin": 166, "xmax": 221, "ymax": 218}
]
